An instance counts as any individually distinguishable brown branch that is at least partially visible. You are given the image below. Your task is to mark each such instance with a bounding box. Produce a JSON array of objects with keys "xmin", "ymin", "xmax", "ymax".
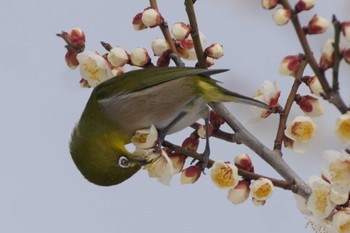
[
  {"xmin": 184, "ymin": 0, "xmax": 207, "ymax": 69},
  {"xmin": 162, "ymin": 140, "xmax": 294, "ymax": 190},
  {"xmin": 274, "ymin": 59, "xmax": 307, "ymax": 152},
  {"xmin": 149, "ymin": 0, "xmax": 178, "ymax": 54},
  {"xmin": 190, "ymin": 122, "xmax": 235, "ymax": 143},
  {"xmin": 332, "ymin": 15, "xmax": 342, "ymax": 92},
  {"xmin": 278, "ymin": 0, "xmax": 348, "ymax": 113}
]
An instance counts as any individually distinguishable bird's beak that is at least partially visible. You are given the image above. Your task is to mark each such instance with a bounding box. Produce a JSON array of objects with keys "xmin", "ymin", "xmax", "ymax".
[{"xmin": 129, "ymin": 157, "xmax": 153, "ymax": 166}]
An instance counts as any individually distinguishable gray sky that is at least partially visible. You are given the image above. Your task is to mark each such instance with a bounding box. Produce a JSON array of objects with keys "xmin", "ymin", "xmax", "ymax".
[{"xmin": 1, "ymin": 1, "xmax": 350, "ymax": 232}]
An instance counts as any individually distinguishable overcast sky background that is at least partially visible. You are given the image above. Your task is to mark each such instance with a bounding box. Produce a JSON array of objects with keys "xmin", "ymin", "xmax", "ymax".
[{"xmin": 1, "ymin": 1, "xmax": 350, "ymax": 233}]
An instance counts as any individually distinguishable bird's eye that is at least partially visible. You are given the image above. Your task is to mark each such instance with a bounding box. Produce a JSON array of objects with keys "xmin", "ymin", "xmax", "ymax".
[{"xmin": 118, "ymin": 156, "xmax": 130, "ymax": 168}]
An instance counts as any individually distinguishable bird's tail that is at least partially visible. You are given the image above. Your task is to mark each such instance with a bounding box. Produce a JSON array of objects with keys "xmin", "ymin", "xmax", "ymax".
[{"xmin": 197, "ymin": 78, "xmax": 270, "ymax": 110}]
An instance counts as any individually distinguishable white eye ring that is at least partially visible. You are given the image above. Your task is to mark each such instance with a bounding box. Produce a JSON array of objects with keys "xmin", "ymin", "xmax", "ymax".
[{"xmin": 118, "ymin": 156, "xmax": 130, "ymax": 168}]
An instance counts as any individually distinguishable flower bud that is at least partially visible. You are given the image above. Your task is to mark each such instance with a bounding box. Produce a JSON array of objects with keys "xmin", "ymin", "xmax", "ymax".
[
  {"xmin": 171, "ymin": 22, "xmax": 191, "ymax": 41},
  {"xmin": 209, "ymin": 110, "xmax": 225, "ymax": 129},
  {"xmin": 206, "ymin": 57, "xmax": 215, "ymax": 67},
  {"xmin": 205, "ymin": 43, "xmax": 224, "ymax": 59},
  {"xmin": 252, "ymin": 198, "xmax": 266, "ymax": 206},
  {"xmin": 168, "ymin": 153, "xmax": 186, "ymax": 174},
  {"xmin": 295, "ymin": 0, "xmax": 315, "ymax": 12},
  {"xmin": 68, "ymin": 28, "xmax": 86, "ymax": 47},
  {"xmin": 156, "ymin": 55, "xmax": 171, "ymax": 67},
  {"xmin": 304, "ymin": 76, "xmax": 325, "ymax": 97},
  {"xmin": 305, "ymin": 15, "xmax": 329, "ymax": 35},
  {"xmin": 131, "ymin": 124, "xmax": 158, "ymax": 149},
  {"xmin": 319, "ymin": 39, "xmax": 335, "ymax": 70},
  {"xmin": 79, "ymin": 78, "xmax": 90, "ymax": 88},
  {"xmin": 182, "ymin": 132, "xmax": 199, "ymax": 151},
  {"xmin": 65, "ymin": 50, "xmax": 79, "ymax": 69},
  {"xmin": 335, "ymin": 111, "xmax": 350, "ymax": 144},
  {"xmin": 330, "ymin": 188, "xmax": 348, "ymax": 205},
  {"xmin": 251, "ymin": 178, "xmax": 274, "ymax": 201},
  {"xmin": 261, "ymin": 0, "xmax": 278, "ymax": 10},
  {"xmin": 197, "ymin": 124, "xmax": 214, "ymax": 139},
  {"xmin": 332, "ymin": 209, "xmax": 350, "ymax": 233},
  {"xmin": 211, "ymin": 161, "xmax": 239, "ymax": 189},
  {"xmin": 227, "ymin": 180, "xmax": 250, "ymax": 204},
  {"xmin": 272, "ymin": 8, "xmax": 291, "ymax": 26},
  {"xmin": 107, "ymin": 47, "xmax": 129, "ymax": 67},
  {"xmin": 234, "ymin": 153, "xmax": 254, "ymax": 172},
  {"xmin": 343, "ymin": 48, "xmax": 350, "ymax": 64},
  {"xmin": 130, "ymin": 47, "xmax": 151, "ymax": 67},
  {"xmin": 295, "ymin": 95, "xmax": 324, "ymax": 117},
  {"xmin": 142, "ymin": 8, "xmax": 162, "ymax": 27},
  {"xmin": 279, "ymin": 54, "xmax": 303, "ymax": 76},
  {"xmin": 176, "ymin": 32, "xmax": 206, "ymax": 60},
  {"xmin": 151, "ymin": 38, "xmax": 170, "ymax": 56},
  {"xmin": 181, "ymin": 165, "xmax": 201, "ymax": 184},
  {"xmin": 341, "ymin": 22, "xmax": 350, "ymax": 42},
  {"xmin": 132, "ymin": 12, "xmax": 147, "ymax": 31}
]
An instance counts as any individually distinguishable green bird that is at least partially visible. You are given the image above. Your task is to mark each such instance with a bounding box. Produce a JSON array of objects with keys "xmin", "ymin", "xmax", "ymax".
[{"xmin": 70, "ymin": 67, "xmax": 269, "ymax": 186}]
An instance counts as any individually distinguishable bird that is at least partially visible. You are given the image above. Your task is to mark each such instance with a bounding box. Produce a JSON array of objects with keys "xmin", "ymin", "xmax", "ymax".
[{"xmin": 70, "ymin": 67, "xmax": 269, "ymax": 186}]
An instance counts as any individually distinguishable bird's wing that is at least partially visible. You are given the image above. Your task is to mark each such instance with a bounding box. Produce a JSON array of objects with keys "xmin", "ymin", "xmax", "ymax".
[{"xmin": 93, "ymin": 67, "xmax": 228, "ymax": 100}]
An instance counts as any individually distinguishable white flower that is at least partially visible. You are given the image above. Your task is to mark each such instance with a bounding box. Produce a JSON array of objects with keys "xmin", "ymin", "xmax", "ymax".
[
  {"xmin": 210, "ymin": 161, "xmax": 239, "ymax": 189},
  {"xmin": 131, "ymin": 124, "xmax": 158, "ymax": 149},
  {"xmin": 143, "ymin": 149, "xmax": 174, "ymax": 185},
  {"xmin": 332, "ymin": 209, "xmax": 350, "ymax": 233},
  {"xmin": 251, "ymin": 80, "xmax": 280, "ymax": 118},
  {"xmin": 323, "ymin": 150, "xmax": 350, "ymax": 194},
  {"xmin": 284, "ymin": 115, "xmax": 317, "ymax": 153},
  {"xmin": 306, "ymin": 176, "xmax": 335, "ymax": 219},
  {"xmin": 76, "ymin": 51, "xmax": 114, "ymax": 87},
  {"xmin": 330, "ymin": 188, "xmax": 349, "ymax": 205},
  {"xmin": 250, "ymin": 178, "xmax": 274, "ymax": 201},
  {"xmin": 335, "ymin": 111, "xmax": 350, "ymax": 144}
]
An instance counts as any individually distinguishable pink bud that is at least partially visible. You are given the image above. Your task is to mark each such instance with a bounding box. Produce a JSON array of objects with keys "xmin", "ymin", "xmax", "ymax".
[
  {"xmin": 343, "ymin": 48, "xmax": 350, "ymax": 64},
  {"xmin": 295, "ymin": 95, "xmax": 324, "ymax": 117},
  {"xmin": 305, "ymin": 76, "xmax": 325, "ymax": 97},
  {"xmin": 234, "ymin": 153, "xmax": 254, "ymax": 172},
  {"xmin": 171, "ymin": 22, "xmax": 191, "ymax": 41},
  {"xmin": 319, "ymin": 39, "xmax": 335, "ymax": 70},
  {"xmin": 341, "ymin": 22, "xmax": 350, "ymax": 42},
  {"xmin": 69, "ymin": 28, "xmax": 86, "ymax": 48},
  {"xmin": 279, "ymin": 54, "xmax": 303, "ymax": 76},
  {"xmin": 156, "ymin": 55, "xmax": 170, "ymax": 67},
  {"xmin": 305, "ymin": 15, "xmax": 329, "ymax": 35},
  {"xmin": 182, "ymin": 132, "xmax": 199, "ymax": 151},
  {"xmin": 206, "ymin": 57, "xmax": 215, "ymax": 67},
  {"xmin": 295, "ymin": 0, "xmax": 315, "ymax": 12},
  {"xmin": 130, "ymin": 48, "xmax": 151, "ymax": 67},
  {"xmin": 65, "ymin": 50, "xmax": 79, "ymax": 69},
  {"xmin": 227, "ymin": 180, "xmax": 251, "ymax": 204},
  {"xmin": 132, "ymin": 12, "xmax": 147, "ymax": 31},
  {"xmin": 209, "ymin": 110, "xmax": 225, "ymax": 129},
  {"xmin": 79, "ymin": 78, "xmax": 90, "ymax": 88},
  {"xmin": 261, "ymin": 0, "xmax": 278, "ymax": 10},
  {"xmin": 151, "ymin": 38, "xmax": 170, "ymax": 56},
  {"xmin": 168, "ymin": 153, "xmax": 186, "ymax": 174},
  {"xmin": 181, "ymin": 165, "xmax": 201, "ymax": 185},
  {"xmin": 141, "ymin": 8, "xmax": 162, "ymax": 28},
  {"xmin": 272, "ymin": 8, "xmax": 291, "ymax": 26}
]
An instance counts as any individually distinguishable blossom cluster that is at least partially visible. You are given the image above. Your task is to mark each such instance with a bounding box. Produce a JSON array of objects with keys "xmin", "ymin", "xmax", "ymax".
[
  {"xmin": 211, "ymin": 154, "xmax": 274, "ymax": 206},
  {"xmin": 296, "ymin": 150, "xmax": 350, "ymax": 233}
]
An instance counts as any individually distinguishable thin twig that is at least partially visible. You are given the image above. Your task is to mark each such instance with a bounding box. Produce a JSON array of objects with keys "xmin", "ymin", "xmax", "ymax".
[
  {"xmin": 184, "ymin": 0, "xmax": 207, "ymax": 69},
  {"xmin": 162, "ymin": 140, "xmax": 294, "ymax": 190},
  {"xmin": 332, "ymin": 15, "xmax": 342, "ymax": 92},
  {"xmin": 274, "ymin": 59, "xmax": 307, "ymax": 152}
]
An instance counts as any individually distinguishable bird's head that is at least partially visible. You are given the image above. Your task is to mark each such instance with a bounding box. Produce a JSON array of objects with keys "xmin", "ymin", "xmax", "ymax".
[{"xmin": 70, "ymin": 128, "xmax": 150, "ymax": 186}]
